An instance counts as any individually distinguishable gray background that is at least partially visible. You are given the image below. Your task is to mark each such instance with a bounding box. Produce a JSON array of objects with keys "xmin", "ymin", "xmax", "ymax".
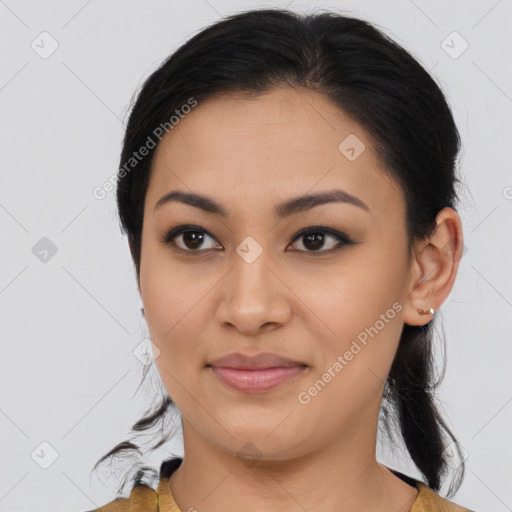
[{"xmin": 0, "ymin": 1, "xmax": 510, "ymax": 511}]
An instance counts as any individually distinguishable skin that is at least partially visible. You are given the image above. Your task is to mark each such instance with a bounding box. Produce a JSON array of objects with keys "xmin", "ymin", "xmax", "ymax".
[{"xmin": 136, "ymin": 86, "xmax": 464, "ymax": 512}]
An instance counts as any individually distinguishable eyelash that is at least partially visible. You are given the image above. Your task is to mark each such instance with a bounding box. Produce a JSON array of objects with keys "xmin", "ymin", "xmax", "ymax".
[{"xmin": 160, "ymin": 224, "xmax": 354, "ymax": 255}]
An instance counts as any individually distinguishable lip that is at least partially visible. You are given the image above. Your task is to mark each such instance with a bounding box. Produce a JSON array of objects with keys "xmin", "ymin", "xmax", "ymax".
[
  {"xmin": 207, "ymin": 352, "xmax": 307, "ymax": 370},
  {"xmin": 206, "ymin": 352, "xmax": 308, "ymax": 393},
  {"xmin": 209, "ymin": 366, "xmax": 308, "ymax": 393}
]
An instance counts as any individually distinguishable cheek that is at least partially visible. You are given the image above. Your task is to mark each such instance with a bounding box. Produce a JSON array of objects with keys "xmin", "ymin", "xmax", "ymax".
[
  {"xmin": 320, "ymin": 242, "xmax": 404, "ymax": 306},
  {"xmin": 293, "ymin": 255, "xmax": 407, "ymax": 425},
  {"xmin": 344, "ymin": 234, "xmax": 408, "ymax": 307},
  {"xmin": 140, "ymin": 263, "xmax": 206, "ymax": 405},
  {"xmin": 139, "ymin": 244, "xmax": 212, "ymax": 372},
  {"xmin": 140, "ymin": 241, "xmax": 190, "ymax": 336},
  {"xmin": 307, "ymin": 240, "xmax": 408, "ymax": 366}
]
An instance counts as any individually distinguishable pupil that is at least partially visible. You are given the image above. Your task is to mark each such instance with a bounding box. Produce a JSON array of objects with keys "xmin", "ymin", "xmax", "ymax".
[
  {"xmin": 305, "ymin": 233, "xmax": 324, "ymax": 250},
  {"xmin": 184, "ymin": 231, "xmax": 203, "ymax": 249}
]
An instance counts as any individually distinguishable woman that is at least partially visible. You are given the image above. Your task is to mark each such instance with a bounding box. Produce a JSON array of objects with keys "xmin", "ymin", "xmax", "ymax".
[{"xmin": 87, "ymin": 7, "xmax": 474, "ymax": 512}]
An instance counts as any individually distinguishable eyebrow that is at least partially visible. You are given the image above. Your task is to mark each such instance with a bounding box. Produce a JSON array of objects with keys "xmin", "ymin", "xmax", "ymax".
[{"xmin": 154, "ymin": 189, "xmax": 370, "ymax": 217}]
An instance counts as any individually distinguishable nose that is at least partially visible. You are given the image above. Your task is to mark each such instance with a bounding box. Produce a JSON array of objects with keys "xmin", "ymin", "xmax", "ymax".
[{"xmin": 216, "ymin": 247, "xmax": 292, "ymax": 336}]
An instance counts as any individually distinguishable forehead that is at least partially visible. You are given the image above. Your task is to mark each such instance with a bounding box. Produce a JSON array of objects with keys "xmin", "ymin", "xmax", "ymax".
[{"xmin": 146, "ymin": 87, "xmax": 403, "ymax": 220}]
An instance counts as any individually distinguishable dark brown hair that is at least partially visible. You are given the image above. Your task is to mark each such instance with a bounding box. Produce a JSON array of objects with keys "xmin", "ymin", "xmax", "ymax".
[{"xmin": 93, "ymin": 7, "xmax": 466, "ymax": 499}]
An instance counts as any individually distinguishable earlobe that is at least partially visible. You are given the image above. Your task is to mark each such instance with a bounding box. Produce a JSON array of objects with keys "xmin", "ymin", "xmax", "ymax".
[
  {"xmin": 403, "ymin": 207, "xmax": 464, "ymax": 326},
  {"xmin": 403, "ymin": 302, "xmax": 436, "ymax": 327}
]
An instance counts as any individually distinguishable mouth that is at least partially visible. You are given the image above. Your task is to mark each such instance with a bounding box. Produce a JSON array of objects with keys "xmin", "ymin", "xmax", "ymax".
[
  {"xmin": 206, "ymin": 352, "xmax": 309, "ymax": 393},
  {"xmin": 206, "ymin": 363, "xmax": 309, "ymax": 393},
  {"xmin": 207, "ymin": 351, "xmax": 307, "ymax": 370}
]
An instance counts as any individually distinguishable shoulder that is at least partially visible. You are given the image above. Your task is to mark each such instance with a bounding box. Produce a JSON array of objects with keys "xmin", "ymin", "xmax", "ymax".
[
  {"xmin": 83, "ymin": 484, "xmax": 158, "ymax": 512},
  {"xmin": 414, "ymin": 482, "xmax": 475, "ymax": 512},
  {"xmin": 83, "ymin": 457, "xmax": 183, "ymax": 512}
]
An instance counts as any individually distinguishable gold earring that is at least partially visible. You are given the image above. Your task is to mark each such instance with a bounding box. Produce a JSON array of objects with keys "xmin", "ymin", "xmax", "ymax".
[{"xmin": 417, "ymin": 307, "xmax": 435, "ymax": 316}]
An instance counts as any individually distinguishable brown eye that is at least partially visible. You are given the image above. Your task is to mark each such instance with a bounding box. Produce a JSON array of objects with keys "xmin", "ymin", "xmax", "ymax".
[
  {"xmin": 161, "ymin": 225, "xmax": 353, "ymax": 255},
  {"xmin": 162, "ymin": 225, "xmax": 221, "ymax": 252},
  {"xmin": 288, "ymin": 227, "xmax": 352, "ymax": 253}
]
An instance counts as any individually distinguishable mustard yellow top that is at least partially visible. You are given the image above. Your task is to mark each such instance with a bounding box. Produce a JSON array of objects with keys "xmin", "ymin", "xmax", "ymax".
[{"xmin": 87, "ymin": 459, "xmax": 474, "ymax": 512}]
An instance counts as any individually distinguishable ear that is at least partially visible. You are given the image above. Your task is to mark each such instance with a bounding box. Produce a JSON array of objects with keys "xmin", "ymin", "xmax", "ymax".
[{"xmin": 403, "ymin": 207, "xmax": 464, "ymax": 326}]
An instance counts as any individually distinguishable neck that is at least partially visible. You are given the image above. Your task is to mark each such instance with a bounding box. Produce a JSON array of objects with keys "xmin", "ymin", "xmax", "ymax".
[{"xmin": 168, "ymin": 414, "xmax": 418, "ymax": 512}]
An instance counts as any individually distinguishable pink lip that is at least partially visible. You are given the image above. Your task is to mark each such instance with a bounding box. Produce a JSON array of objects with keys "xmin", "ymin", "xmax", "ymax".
[
  {"xmin": 207, "ymin": 351, "xmax": 307, "ymax": 370},
  {"xmin": 209, "ymin": 366, "xmax": 307, "ymax": 393}
]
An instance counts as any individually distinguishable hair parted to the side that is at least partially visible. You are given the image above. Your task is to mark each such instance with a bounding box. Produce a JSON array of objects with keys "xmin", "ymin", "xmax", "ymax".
[{"xmin": 92, "ymin": 7, "xmax": 466, "ymax": 498}]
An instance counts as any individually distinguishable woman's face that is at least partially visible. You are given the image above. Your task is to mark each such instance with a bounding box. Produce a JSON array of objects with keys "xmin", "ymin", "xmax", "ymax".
[{"xmin": 139, "ymin": 87, "xmax": 418, "ymax": 462}]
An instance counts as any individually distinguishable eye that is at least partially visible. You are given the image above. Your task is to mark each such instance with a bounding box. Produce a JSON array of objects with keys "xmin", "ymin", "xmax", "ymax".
[
  {"xmin": 161, "ymin": 225, "xmax": 221, "ymax": 252},
  {"xmin": 161, "ymin": 224, "xmax": 354, "ymax": 255},
  {"xmin": 287, "ymin": 226, "xmax": 353, "ymax": 253}
]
